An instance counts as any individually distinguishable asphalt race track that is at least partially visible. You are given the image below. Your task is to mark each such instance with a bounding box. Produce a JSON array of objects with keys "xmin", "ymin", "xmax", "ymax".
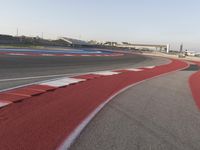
[
  {"xmin": 71, "ymin": 69, "xmax": 200, "ymax": 150},
  {"xmin": 0, "ymin": 54, "xmax": 168, "ymax": 90},
  {"xmin": 0, "ymin": 58, "xmax": 188, "ymax": 150},
  {"xmin": 2, "ymin": 52, "xmax": 200, "ymax": 150}
]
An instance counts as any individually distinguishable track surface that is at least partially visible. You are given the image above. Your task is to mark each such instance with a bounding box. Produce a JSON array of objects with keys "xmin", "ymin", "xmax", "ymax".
[
  {"xmin": 0, "ymin": 54, "xmax": 168, "ymax": 90},
  {"xmin": 0, "ymin": 58, "xmax": 188, "ymax": 150},
  {"xmin": 2, "ymin": 53, "xmax": 199, "ymax": 150}
]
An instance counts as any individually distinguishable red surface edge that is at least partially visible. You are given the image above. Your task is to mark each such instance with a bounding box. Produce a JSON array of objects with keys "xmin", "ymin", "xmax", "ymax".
[
  {"xmin": 74, "ymin": 74, "xmax": 103, "ymax": 80},
  {"xmin": 7, "ymin": 88, "xmax": 45, "ymax": 96},
  {"xmin": 189, "ymin": 71, "xmax": 200, "ymax": 109},
  {"xmin": 25, "ymin": 85, "xmax": 57, "ymax": 91},
  {"xmin": 0, "ymin": 93, "xmax": 29, "ymax": 102}
]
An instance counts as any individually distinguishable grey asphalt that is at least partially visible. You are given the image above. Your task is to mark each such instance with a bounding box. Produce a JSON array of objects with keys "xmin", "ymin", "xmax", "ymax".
[
  {"xmin": 70, "ymin": 70, "xmax": 200, "ymax": 150},
  {"xmin": 0, "ymin": 54, "xmax": 169, "ymax": 90}
]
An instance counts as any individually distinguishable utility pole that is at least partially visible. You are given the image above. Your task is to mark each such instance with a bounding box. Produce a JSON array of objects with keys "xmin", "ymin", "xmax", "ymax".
[
  {"xmin": 166, "ymin": 44, "xmax": 170, "ymax": 53},
  {"xmin": 16, "ymin": 28, "xmax": 19, "ymax": 37},
  {"xmin": 180, "ymin": 43, "xmax": 183, "ymax": 53}
]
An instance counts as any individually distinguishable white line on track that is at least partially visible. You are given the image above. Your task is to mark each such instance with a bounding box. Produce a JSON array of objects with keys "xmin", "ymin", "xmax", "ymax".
[
  {"xmin": 0, "ymin": 67, "xmax": 134, "ymax": 82},
  {"xmin": 125, "ymin": 68, "xmax": 143, "ymax": 71},
  {"xmin": 92, "ymin": 71, "xmax": 120, "ymax": 76},
  {"xmin": 0, "ymin": 60, "xmax": 168, "ymax": 91},
  {"xmin": 144, "ymin": 66, "xmax": 156, "ymax": 69},
  {"xmin": 0, "ymin": 101, "xmax": 11, "ymax": 108},
  {"xmin": 0, "ymin": 73, "xmax": 82, "ymax": 82},
  {"xmin": 40, "ymin": 78, "xmax": 85, "ymax": 87},
  {"xmin": 0, "ymin": 69, "xmax": 126, "ymax": 92}
]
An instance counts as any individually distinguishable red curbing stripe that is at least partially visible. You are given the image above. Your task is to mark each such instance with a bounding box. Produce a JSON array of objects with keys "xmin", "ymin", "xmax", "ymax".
[
  {"xmin": 6, "ymin": 87, "xmax": 45, "ymax": 96},
  {"xmin": 189, "ymin": 71, "xmax": 200, "ymax": 109},
  {"xmin": 0, "ymin": 93, "xmax": 29, "ymax": 102},
  {"xmin": 25, "ymin": 85, "xmax": 57, "ymax": 91},
  {"xmin": 73, "ymin": 74, "xmax": 103, "ymax": 80}
]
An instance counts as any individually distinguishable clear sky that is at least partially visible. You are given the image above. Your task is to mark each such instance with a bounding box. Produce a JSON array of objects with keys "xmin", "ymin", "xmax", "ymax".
[{"xmin": 0, "ymin": 0, "xmax": 200, "ymax": 50}]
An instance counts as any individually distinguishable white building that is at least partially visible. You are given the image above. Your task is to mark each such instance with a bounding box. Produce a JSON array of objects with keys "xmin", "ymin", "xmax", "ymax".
[{"xmin": 185, "ymin": 50, "xmax": 196, "ymax": 56}]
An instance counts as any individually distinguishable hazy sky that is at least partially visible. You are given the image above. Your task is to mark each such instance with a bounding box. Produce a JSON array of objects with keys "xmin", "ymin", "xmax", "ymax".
[{"xmin": 0, "ymin": 0, "xmax": 200, "ymax": 50}]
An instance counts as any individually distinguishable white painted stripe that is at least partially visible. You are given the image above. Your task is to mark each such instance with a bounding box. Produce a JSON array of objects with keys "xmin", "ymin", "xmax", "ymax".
[
  {"xmin": 56, "ymin": 78, "xmax": 85, "ymax": 84},
  {"xmin": 0, "ymin": 101, "xmax": 11, "ymax": 108},
  {"xmin": 92, "ymin": 71, "xmax": 120, "ymax": 76},
  {"xmin": 41, "ymin": 54, "xmax": 54, "ymax": 56},
  {"xmin": 40, "ymin": 78, "xmax": 85, "ymax": 87},
  {"xmin": 0, "ymin": 65, "xmax": 157, "ymax": 91},
  {"xmin": 81, "ymin": 55, "xmax": 90, "ymax": 56},
  {"xmin": 57, "ymin": 98, "xmax": 109, "ymax": 150},
  {"xmin": 0, "ymin": 67, "xmax": 131, "ymax": 88},
  {"xmin": 144, "ymin": 66, "xmax": 155, "ymax": 69},
  {"xmin": 125, "ymin": 68, "xmax": 143, "ymax": 71},
  {"xmin": 63, "ymin": 54, "xmax": 74, "ymax": 56},
  {"xmin": 40, "ymin": 80, "xmax": 71, "ymax": 87},
  {"xmin": 8, "ymin": 53, "xmax": 27, "ymax": 56},
  {"xmin": 0, "ymin": 73, "xmax": 84, "ymax": 82}
]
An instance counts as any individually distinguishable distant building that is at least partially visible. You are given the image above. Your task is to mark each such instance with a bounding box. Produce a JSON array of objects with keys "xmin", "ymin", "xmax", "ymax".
[
  {"xmin": 122, "ymin": 42, "xmax": 131, "ymax": 45},
  {"xmin": 104, "ymin": 41, "xmax": 118, "ymax": 46},
  {"xmin": 59, "ymin": 37, "xmax": 90, "ymax": 46},
  {"xmin": 88, "ymin": 40, "xmax": 98, "ymax": 45},
  {"xmin": 185, "ymin": 50, "xmax": 196, "ymax": 56},
  {"xmin": 195, "ymin": 52, "xmax": 200, "ymax": 57}
]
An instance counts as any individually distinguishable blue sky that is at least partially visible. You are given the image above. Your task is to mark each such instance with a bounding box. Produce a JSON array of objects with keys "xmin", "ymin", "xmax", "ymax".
[{"xmin": 0, "ymin": 0, "xmax": 200, "ymax": 50}]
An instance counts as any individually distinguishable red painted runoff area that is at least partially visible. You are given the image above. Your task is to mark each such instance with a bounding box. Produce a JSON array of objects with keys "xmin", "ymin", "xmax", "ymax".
[
  {"xmin": 189, "ymin": 61, "xmax": 200, "ymax": 109},
  {"xmin": 189, "ymin": 71, "xmax": 200, "ymax": 108},
  {"xmin": 0, "ymin": 59, "xmax": 187, "ymax": 150}
]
